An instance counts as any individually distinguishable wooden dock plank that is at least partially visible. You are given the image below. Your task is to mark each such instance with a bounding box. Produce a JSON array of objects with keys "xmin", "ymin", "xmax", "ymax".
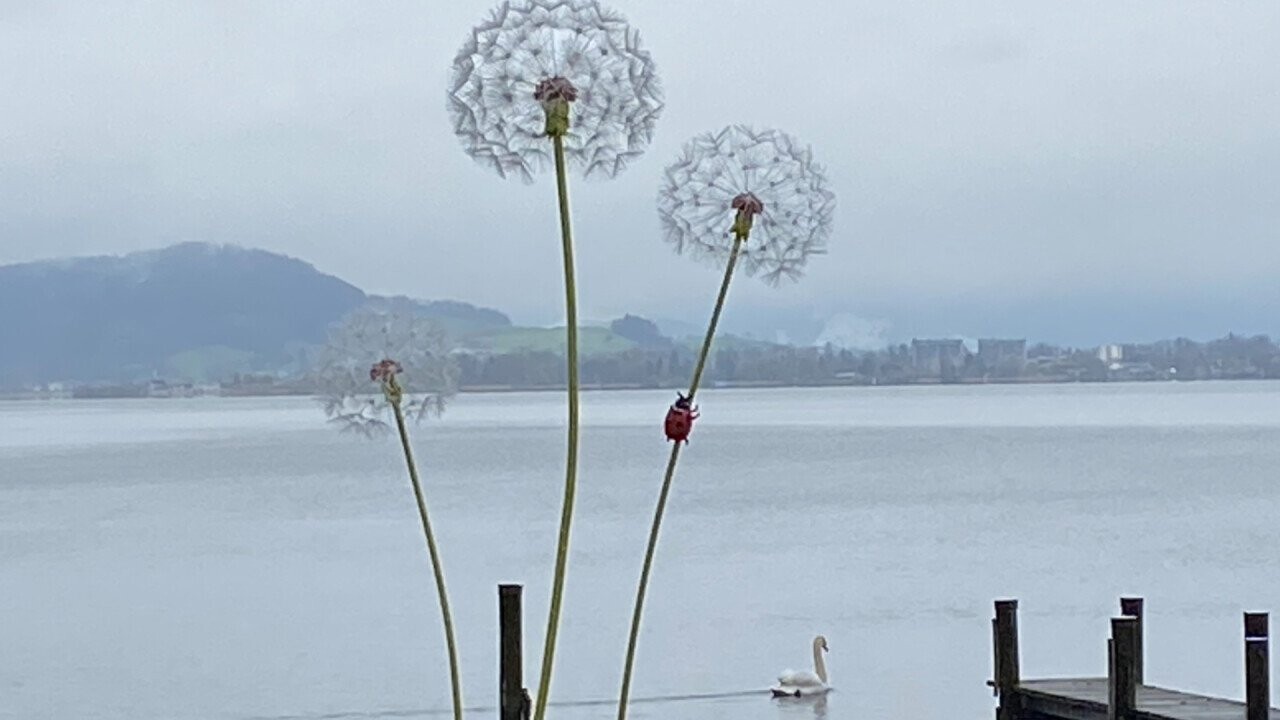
[{"xmin": 1019, "ymin": 679, "xmax": 1276, "ymax": 720}]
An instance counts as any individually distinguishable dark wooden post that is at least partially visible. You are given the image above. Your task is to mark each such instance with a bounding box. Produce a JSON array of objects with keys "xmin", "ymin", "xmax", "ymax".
[
  {"xmin": 1109, "ymin": 616, "xmax": 1139, "ymax": 720},
  {"xmin": 1119, "ymin": 597, "xmax": 1144, "ymax": 684},
  {"xmin": 499, "ymin": 584, "xmax": 527, "ymax": 720},
  {"xmin": 994, "ymin": 599, "xmax": 1021, "ymax": 720},
  {"xmin": 1245, "ymin": 612, "xmax": 1270, "ymax": 720}
]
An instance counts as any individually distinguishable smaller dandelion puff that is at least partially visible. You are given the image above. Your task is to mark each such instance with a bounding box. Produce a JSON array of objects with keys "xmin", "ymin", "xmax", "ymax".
[
  {"xmin": 314, "ymin": 308, "xmax": 460, "ymax": 437},
  {"xmin": 657, "ymin": 126, "xmax": 836, "ymax": 284},
  {"xmin": 448, "ymin": 0, "xmax": 663, "ymax": 182}
]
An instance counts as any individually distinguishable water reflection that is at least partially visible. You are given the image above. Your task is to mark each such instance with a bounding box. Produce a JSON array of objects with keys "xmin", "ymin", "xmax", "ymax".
[{"xmin": 771, "ymin": 692, "xmax": 828, "ymax": 718}]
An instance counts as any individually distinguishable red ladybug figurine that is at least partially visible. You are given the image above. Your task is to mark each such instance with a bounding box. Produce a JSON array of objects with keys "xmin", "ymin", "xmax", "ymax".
[{"xmin": 663, "ymin": 392, "xmax": 699, "ymax": 443}]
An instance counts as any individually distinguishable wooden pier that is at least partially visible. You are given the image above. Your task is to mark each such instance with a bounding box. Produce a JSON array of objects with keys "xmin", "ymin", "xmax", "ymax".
[{"xmin": 991, "ymin": 598, "xmax": 1275, "ymax": 720}]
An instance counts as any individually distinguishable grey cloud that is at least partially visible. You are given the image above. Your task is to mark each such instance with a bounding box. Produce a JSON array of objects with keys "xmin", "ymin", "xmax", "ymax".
[
  {"xmin": 1, "ymin": 0, "xmax": 1277, "ymax": 345},
  {"xmin": 937, "ymin": 32, "xmax": 1028, "ymax": 67}
]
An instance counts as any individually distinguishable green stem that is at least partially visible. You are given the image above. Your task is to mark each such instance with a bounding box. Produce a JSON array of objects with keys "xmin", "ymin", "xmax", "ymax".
[
  {"xmin": 533, "ymin": 133, "xmax": 580, "ymax": 720},
  {"xmin": 686, "ymin": 234, "xmax": 744, "ymax": 400},
  {"xmin": 616, "ymin": 234, "xmax": 745, "ymax": 720},
  {"xmin": 391, "ymin": 400, "xmax": 464, "ymax": 720}
]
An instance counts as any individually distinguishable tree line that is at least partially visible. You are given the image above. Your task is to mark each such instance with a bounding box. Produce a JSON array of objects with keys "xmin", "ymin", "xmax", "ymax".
[{"xmin": 450, "ymin": 332, "xmax": 1280, "ymax": 389}]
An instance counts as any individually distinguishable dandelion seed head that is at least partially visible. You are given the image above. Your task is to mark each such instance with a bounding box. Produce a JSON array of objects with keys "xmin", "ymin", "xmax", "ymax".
[
  {"xmin": 369, "ymin": 358, "xmax": 403, "ymax": 383},
  {"xmin": 448, "ymin": 0, "xmax": 663, "ymax": 182},
  {"xmin": 731, "ymin": 191, "xmax": 764, "ymax": 218},
  {"xmin": 533, "ymin": 76, "xmax": 579, "ymax": 107},
  {"xmin": 657, "ymin": 126, "xmax": 836, "ymax": 284},
  {"xmin": 315, "ymin": 308, "xmax": 460, "ymax": 438}
]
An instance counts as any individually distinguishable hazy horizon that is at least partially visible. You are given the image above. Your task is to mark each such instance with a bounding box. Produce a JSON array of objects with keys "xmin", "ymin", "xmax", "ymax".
[
  {"xmin": 3, "ymin": 1, "xmax": 1278, "ymax": 346},
  {"xmin": 5, "ymin": 239, "xmax": 1274, "ymax": 351}
]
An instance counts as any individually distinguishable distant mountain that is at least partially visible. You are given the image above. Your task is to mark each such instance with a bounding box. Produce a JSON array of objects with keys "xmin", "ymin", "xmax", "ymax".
[
  {"xmin": 1, "ymin": 242, "xmax": 784, "ymax": 389},
  {"xmin": 0, "ymin": 243, "xmax": 365, "ymax": 385},
  {"xmin": 0, "ymin": 243, "xmax": 511, "ymax": 386}
]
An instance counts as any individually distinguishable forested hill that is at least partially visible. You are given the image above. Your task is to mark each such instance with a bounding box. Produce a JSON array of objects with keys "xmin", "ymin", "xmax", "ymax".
[{"xmin": 0, "ymin": 243, "xmax": 513, "ymax": 386}]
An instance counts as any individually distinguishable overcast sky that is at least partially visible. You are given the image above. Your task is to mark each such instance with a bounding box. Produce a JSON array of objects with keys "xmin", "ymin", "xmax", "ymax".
[{"xmin": 3, "ymin": 1, "xmax": 1278, "ymax": 345}]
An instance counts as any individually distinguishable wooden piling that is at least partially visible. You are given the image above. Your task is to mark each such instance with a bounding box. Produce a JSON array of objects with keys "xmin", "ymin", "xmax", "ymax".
[
  {"xmin": 499, "ymin": 584, "xmax": 527, "ymax": 720},
  {"xmin": 1109, "ymin": 616, "xmax": 1139, "ymax": 720},
  {"xmin": 994, "ymin": 599, "xmax": 1021, "ymax": 720},
  {"xmin": 1245, "ymin": 612, "xmax": 1270, "ymax": 720},
  {"xmin": 1119, "ymin": 597, "xmax": 1144, "ymax": 684}
]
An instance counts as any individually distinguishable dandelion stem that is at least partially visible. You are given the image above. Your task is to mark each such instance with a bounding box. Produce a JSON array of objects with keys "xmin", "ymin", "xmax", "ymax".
[
  {"xmin": 616, "ymin": 233, "xmax": 745, "ymax": 720},
  {"xmin": 391, "ymin": 399, "xmax": 464, "ymax": 720},
  {"xmin": 685, "ymin": 235, "xmax": 743, "ymax": 401},
  {"xmin": 533, "ymin": 133, "xmax": 581, "ymax": 720}
]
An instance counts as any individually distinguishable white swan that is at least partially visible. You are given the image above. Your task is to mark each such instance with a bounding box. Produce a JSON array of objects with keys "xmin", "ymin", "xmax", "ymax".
[{"xmin": 771, "ymin": 635, "xmax": 831, "ymax": 698}]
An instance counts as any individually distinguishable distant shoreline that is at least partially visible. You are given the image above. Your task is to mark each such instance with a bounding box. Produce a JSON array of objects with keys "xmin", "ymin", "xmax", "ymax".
[{"xmin": 6, "ymin": 375, "xmax": 1279, "ymax": 402}]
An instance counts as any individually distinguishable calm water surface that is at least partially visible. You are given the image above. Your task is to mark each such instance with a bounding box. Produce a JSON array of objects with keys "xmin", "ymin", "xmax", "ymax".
[{"xmin": 2, "ymin": 382, "xmax": 1279, "ymax": 720}]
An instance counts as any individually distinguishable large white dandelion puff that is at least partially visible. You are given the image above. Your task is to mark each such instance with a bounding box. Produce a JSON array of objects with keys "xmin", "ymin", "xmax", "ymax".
[
  {"xmin": 658, "ymin": 126, "xmax": 836, "ymax": 284},
  {"xmin": 448, "ymin": 0, "xmax": 663, "ymax": 182}
]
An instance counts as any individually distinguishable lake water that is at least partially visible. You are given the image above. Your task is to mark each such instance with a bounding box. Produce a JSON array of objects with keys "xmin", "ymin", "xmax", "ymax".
[{"xmin": 2, "ymin": 382, "xmax": 1279, "ymax": 720}]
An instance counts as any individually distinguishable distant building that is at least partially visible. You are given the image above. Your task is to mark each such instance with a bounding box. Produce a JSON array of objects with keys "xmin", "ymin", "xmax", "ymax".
[
  {"xmin": 43, "ymin": 382, "xmax": 71, "ymax": 399},
  {"xmin": 146, "ymin": 379, "xmax": 196, "ymax": 398},
  {"xmin": 1107, "ymin": 361, "xmax": 1162, "ymax": 382},
  {"xmin": 1098, "ymin": 344, "xmax": 1124, "ymax": 363},
  {"xmin": 911, "ymin": 339, "xmax": 969, "ymax": 378},
  {"xmin": 977, "ymin": 338, "xmax": 1027, "ymax": 377}
]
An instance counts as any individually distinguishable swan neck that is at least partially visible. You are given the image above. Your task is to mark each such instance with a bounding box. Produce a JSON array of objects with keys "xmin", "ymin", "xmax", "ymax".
[{"xmin": 813, "ymin": 642, "xmax": 828, "ymax": 684}]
